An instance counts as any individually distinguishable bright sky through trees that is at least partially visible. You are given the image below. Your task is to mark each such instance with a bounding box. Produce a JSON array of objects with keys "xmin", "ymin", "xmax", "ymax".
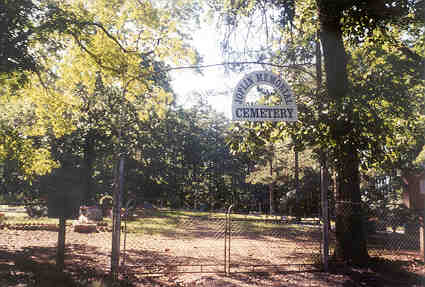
[{"xmin": 171, "ymin": 24, "xmax": 235, "ymax": 118}]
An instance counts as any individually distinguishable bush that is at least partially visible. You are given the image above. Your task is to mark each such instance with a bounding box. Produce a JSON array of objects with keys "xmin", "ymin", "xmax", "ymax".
[
  {"xmin": 25, "ymin": 205, "xmax": 48, "ymax": 218},
  {"xmin": 99, "ymin": 194, "xmax": 113, "ymax": 217},
  {"xmin": 25, "ymin": 198, "xmax": 47, "ymax": 218}
]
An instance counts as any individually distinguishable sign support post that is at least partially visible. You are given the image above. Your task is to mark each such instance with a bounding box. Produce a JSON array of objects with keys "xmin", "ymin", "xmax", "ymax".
[{"xmin": 231, "ymin": 70, "xmax": 328, "ymax": 270}]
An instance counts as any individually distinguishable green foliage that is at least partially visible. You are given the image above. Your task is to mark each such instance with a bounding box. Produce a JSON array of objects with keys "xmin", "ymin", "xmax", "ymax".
[
  {"xmin": 213, "ymin": 0, "xmax": 425, "ymax": 263},
  {"xmin": 0, "ymin": 0, "xmax": 200, "ymax": 186},
  {"xmin": 220, "ymin": 0, "xmax": 425, "ymax": 174},
  {"xmin": 126, "ymin": 99, "xmax": 240, "ymax": 210},
  {"xmin": 0, "ymin": 0, "xmax": 42, "ymax": 76}
]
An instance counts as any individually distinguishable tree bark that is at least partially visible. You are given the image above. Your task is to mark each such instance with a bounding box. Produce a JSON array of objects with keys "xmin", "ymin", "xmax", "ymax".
[
  {"xmin": 316, "ymin": 2, "xmax": 348, "ymax": 102},
  {"xmin": 333, "ymin": 145, "xmax": 368, "ymax": 265},
  {"xmin": 317, "ymin": 0, "xmax": 369, "ymax": 265}
]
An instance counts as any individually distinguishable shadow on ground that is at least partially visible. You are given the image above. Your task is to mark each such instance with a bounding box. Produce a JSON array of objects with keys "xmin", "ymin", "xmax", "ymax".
[
  {"xmin": 0, "ymin": 246, "xmax": 173, "ymax": 286},
  {"xmin": 325, "ymin": 257, "xmax": 425, "ymax": 287},
  {"xmin": 0, "ymin": 242, "xmax": 424, "ymax": 286}
]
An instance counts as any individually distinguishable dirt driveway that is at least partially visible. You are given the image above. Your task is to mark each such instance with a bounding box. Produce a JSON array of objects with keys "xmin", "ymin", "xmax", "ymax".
[{"xmin": 1, "ymin": 227, "xmax": 424, "ymax": 286}]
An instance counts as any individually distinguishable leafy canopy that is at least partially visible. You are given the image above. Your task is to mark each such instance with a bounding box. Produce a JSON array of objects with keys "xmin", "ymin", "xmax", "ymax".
[{"xmin": 0, "ymin": 0, "xmax": 199, "ymax": 176}]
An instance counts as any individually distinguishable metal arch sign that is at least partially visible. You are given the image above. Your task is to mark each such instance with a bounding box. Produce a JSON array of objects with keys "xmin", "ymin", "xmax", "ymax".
[{"xmin": 232, "ymin": 71, "xmax": 298, "ymax": 122}]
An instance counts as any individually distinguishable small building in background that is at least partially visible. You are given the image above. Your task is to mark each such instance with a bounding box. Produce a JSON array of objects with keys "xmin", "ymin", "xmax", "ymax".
[
  {"xmin": 402, "ymin": 172, "xmax": 425, "ymax": 211},
  {"xmin": 402, "ymin": 171, "xmax": 425, "ymax": 260}
]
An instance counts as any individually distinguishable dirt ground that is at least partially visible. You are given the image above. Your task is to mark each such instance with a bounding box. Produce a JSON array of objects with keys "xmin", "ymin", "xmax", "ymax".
[{"xmin": 0, "ymin": 227, "xmax": 424, "ymax": 286}]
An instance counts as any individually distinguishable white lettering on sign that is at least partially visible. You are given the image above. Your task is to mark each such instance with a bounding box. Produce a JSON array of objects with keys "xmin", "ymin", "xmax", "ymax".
[{"xmin": 232, "ymin": 71, "xmax": 297, "ymax": 122}]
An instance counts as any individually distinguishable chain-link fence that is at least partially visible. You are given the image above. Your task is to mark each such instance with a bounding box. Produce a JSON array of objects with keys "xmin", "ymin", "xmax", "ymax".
[
  {"xmin": 330, "ymin": 201, "xmax": 423, "ymax": 260},
  {"xmin": 1, "ymin": 204, "xmax": 423, "ymax": 285},
  {"xmin": 0, "ymin": 223, "xmax": 113, "ymax": 285},
  {"xmin": 120, "ymin": 214, "xmax": 228, "ymax": 275},
  {"xmin": 227, "ymin": 217, "xmax": 322, "ymax": 273},
  {"xmin": 120, "ymin": 209, "xmax": 323, "ymax": 277},
  {"xmin": 366, "ymin": 205, "xmax": 422, "ymax": 257}
]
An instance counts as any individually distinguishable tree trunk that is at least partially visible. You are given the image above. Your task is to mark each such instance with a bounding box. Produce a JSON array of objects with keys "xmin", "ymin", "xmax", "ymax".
[
  {"xmin": 333, "ymin": 145, "xmax": 368, "ymax": 265},
  {"xmin": 317, "ymin": 0, "xmax": 369, "ymax": 265},
  {"xmin": 316, "ymin": 2, "xmax": 348, "ymax": 102}
]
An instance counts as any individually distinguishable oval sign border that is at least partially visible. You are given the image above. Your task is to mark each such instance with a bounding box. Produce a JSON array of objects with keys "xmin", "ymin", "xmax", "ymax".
[{"xmin": 232, "ymin": 70, "xmax": 298, "ymax": 122}]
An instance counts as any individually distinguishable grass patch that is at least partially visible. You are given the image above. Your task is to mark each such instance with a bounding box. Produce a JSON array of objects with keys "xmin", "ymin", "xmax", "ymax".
[
  {"xmin": 4, "ymin": 215, "xmax": 59, "ymax": 225},
  {"xmin": 1, "ymin": 206, "xmax": 321, "ymax": 239},
  {"xmin": 121, "ymin": 209, "xmax": 321, "ymax": 238},
  {"xmin": 229, "ymin": 220, "xmax": 320, "ymax": 238},
  {"xmin": 124, "ymin": 215, "xmax": 180, "ymax": 235}
]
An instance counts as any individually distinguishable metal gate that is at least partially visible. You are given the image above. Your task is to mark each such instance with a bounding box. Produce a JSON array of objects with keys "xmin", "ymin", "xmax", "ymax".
[{"xmin": 119, "ymin": 207, "xmax": 323, "ymax": 276}]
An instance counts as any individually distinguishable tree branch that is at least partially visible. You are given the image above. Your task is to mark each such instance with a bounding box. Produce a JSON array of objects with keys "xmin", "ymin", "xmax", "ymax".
[
  {"xmin": 379, "ymin": 27, "xmax": 425, "ymax": 78},
  {"xmin": 166, "ymin": 61, "xmax": 316, "ymax": 79},
  {"xmin": 71, "ymin": 34, "xmax": 122, "ymax": 74},
  {"xmin": 78, "ymin": 21, "xmax": 137, "ymax": 54}
]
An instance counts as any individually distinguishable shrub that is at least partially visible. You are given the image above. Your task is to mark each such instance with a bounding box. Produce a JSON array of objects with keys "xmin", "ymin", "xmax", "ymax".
[
  {"xmin": 99, "ymin": 195, "xmax": 113, "ymax": 217},
  {"xmin": 25, "ymin": 198, "xmax": 48, "ymax": 218}
]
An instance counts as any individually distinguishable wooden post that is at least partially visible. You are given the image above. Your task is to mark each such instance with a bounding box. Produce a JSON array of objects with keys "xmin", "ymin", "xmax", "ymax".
[{"xmin": 57, "ymin": 215, "xmax": 66, "ymax": 271}]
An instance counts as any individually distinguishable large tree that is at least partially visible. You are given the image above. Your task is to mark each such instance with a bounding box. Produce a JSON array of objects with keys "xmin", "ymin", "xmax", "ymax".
[
  {"xmin": 212, "ymin": 0, "xmax": 425, "ymax": 265},
  {"xmin": 315, "ymin": 0, "xmax": 424, "ymax": 264},
  {"xmin": 0, "ymin": 0, "xmax": 199, "ymax": 176}
]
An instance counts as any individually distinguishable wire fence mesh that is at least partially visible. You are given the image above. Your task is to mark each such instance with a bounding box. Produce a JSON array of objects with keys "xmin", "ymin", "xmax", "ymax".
[
  {"xmin": 365, "ymin": 205, "xmax": 422, "ymax": 257},
  {"xmin": 120, "ymin": 210, "xmax": 323, "ymax": 277},
  {"xmin": 227, "ymin": 217, "xmax": 322, "ymax": 273},
  {"xmin": 329, "ymin": 201, "xmax": 423, "ymax": 260},
  {"xmin": 120, "ymin": 212, "xmax": 228, "ymax": 276},
  {"xmin": 0, "ymin": 204, "xmax": 424, "ymax": 285}
]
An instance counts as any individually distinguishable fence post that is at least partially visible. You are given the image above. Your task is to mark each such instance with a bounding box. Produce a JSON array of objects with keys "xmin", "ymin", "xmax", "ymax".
[
  {"xmin": 111, "ymin": 158, "xmax": 124, "ymax": 280},
  {"xmin": 225, "ymin": 205, "xmax": 233, "ymax": 275},
  {"xmin": 321, "ymin": 161, "xmax": 329, "ymax": 272},
  {"xmin": 122, "ymin": 199, "xmax": 135, "ymax": 268},
  {"xmin": 57, "ymin": 215, "xmax": 66, "ymax": 271},
  {"xmin": 421, "ymin": 209, "xmax": 425, "ymax": 261},
  {"xmin": 224, "ymin": 217, "xmax": 227, "ymax": 274}
]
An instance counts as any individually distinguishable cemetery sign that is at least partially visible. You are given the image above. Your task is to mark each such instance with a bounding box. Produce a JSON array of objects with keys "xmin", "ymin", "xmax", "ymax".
[{"xmin": 232, "ymin": 71, "xmax": 297, "ymax": 122}]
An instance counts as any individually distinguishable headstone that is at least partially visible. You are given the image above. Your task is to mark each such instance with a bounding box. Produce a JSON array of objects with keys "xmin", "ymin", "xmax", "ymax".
[
  {"xmin": 79, "ymin": 205, "xmax": 103, "ymax": 221},
  {"xmin": 74, "ymin": 223, "xmax": 97, "ymax": 233}
]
